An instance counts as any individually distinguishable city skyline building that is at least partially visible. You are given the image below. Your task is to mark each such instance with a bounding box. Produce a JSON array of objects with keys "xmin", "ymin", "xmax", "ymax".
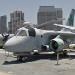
[
  {"xmin": 9, "ymin": 10, "xmax": 24, "ymax": 33},
  {"xmin": 37, "ymin": 6, "xmax": 63, "ymax": 30},
  {"xmin": 0, "ymin": 15, "xmax": 7, "ymax": 33}
]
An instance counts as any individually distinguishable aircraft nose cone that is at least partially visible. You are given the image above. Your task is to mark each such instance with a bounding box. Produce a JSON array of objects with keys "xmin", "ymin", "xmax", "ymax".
[
  {"xmin": 4, "ymin": 39, "xmax": 13, "ymax": 52},
  {"xmin": 4, "ymin": 36, "xmax": 19, "ymax": 52},
  {"xmin": 4, "ymin": 40, "xmax": 11, "ymax": 48},
  {"xmin": 4, "ymin": 36, "xmax": 26, "ymax": 52}
]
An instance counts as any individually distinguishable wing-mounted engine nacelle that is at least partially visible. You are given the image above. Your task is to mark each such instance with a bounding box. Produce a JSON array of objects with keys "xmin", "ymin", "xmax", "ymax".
[{"xmin": 49, "ymin": 38, "xmax": 64, "ymax": 52}]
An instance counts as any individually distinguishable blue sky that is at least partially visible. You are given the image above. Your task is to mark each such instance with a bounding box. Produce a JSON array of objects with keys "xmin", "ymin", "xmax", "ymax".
[{"xmin": 0, "ymin": 0, "xmax": 75, "ymax": 24}]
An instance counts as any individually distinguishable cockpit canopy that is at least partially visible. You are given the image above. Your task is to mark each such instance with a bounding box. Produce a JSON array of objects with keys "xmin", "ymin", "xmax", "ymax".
[
  {"xmin": 15, "ymin": 27, "xmax": 28, "ymax": 36},
  {"xmin": 17, "ymin": 30, "xmax": 27, "ymax": 36},
  {"xmin": 15, "ymin": 27, "xmax": 36, "ymax": 37}
]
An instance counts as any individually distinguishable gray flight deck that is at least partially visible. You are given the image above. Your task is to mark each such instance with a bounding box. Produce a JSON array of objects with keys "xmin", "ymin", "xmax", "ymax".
[{"xmin": 0, "ymin": 49, "xmax": 75, "ymax": 75}]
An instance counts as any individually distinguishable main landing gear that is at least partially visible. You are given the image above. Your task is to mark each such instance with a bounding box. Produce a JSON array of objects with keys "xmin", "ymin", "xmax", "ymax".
[{"xmin": 17, "ymin": 56, "xmax": 28, "ymax": 62}]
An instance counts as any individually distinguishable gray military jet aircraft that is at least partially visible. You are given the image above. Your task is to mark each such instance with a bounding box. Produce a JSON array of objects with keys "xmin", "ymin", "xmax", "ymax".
[{"xmin": 4, "ymin": 9, "xmax": 75, "ymax": 61}]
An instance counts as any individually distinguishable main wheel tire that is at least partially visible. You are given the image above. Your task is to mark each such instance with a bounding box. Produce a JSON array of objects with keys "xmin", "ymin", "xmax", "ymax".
[
  {"xmin": 17, "ymin": 56, "xmax": 23, "ymax": 62},
  {"xmin": 22, "ymin": 57, "xmax": 28, "ymax": 62},
  {"xmin": 17, "ymin": 56, "xmax": 28, "ymax": 62}
]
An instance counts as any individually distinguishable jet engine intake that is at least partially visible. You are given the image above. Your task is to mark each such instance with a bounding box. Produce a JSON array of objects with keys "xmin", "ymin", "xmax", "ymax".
[{"xmin": 50, "ymin": 38, "xmax": 64, "ymax": 51}]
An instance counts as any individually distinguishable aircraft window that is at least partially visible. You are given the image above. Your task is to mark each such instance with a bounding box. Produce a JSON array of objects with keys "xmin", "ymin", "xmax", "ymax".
[
  {"xmin": 17, "ymin": 30, "xmax": 27, "ymax": 36},
  {"xmin": 28, "ymin": 28, "xmax": 36, "ymax": 37}
]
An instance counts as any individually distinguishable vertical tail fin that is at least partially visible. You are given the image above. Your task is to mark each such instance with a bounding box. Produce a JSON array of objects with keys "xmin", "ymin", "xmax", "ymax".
[{"xmin": 66, "ymin": 9, "xmax": 75, "ymax": 26}]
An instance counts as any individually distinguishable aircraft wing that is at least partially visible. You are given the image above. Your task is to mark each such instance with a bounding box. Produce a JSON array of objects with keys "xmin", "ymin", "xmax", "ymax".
[
  {"xmin": 56, "ymin": 31, "xmax": 75, "ymax": 38},
  {"xmin": 46, "ymin": 31, "xmax": 75, "ymax": 38},
  {"xmin": 54, "ymin": 23, "xmax": 75, "ymax": 30}
]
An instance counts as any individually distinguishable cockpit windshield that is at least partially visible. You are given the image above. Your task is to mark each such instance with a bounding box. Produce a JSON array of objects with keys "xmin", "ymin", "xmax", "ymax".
[{"xmin": 16, "ymin": 30, "xmax": 27, "ymax": 36}]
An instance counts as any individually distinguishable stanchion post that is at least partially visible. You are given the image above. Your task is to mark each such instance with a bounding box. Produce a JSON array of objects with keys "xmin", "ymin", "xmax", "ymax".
[{"xmin": 56, "ymin": 51, "xmax": 60, "ymax": 65}]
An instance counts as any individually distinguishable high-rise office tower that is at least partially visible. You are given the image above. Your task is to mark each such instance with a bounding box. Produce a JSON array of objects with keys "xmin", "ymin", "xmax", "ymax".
[
  {"xmin": 0, "ymin": 15, "xmax": 7, "ymax": 33},
  {"xmin": 37, "ymin": 6, "xmax": 63, "ymax": 30},
  {"xmin": 9, "ymin": 10, "xmax": 24, "ymax": 33}
]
